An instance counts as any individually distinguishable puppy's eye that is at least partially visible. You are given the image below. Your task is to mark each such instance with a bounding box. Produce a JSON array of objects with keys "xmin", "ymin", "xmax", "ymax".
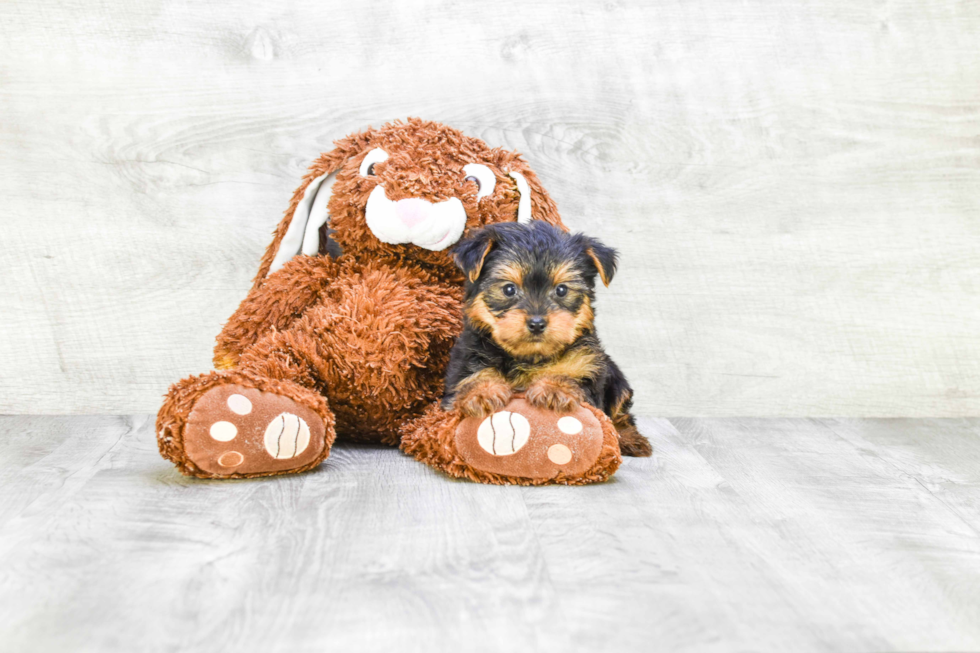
[
  {"xmin": 502, "ymin": 283, "xmax": 517, "ymax": 297},
  {"xmin": 366, "ymin": 163, "xmax": 377, "ymax": 176},
  {"xmin": 464, "ymin": 175, "xmax": 480, "ymax": 190},
  {"xmin": 555, "ymin": 284, "xmax": 568, "ymax": 297}
]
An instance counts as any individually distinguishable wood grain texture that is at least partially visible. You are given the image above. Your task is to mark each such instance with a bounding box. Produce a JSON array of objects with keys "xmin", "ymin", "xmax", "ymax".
[
  {"xmin": 1, "ymin": 415, "xmax": 979, "ymax": 651},
  {"xmin": 1, "ymin": 1, "xmax": 979, "ymax": 415}
]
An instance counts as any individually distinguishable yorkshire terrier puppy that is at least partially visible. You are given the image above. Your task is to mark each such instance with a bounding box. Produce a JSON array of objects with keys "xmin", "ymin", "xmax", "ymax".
[{"xmin": 443, "ymin": 221, "xmax": 652, "ymax": 457}]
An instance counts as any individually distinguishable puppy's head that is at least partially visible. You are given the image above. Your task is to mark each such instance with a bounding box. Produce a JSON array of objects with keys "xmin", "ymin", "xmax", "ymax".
[{"xmin": 453, "ymin": 221, "xmax": 618, "ymax": 360}]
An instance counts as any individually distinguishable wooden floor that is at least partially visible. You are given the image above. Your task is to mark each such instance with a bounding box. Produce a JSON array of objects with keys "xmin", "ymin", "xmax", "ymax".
[{"xmin": 1, "ymin": 416, "xmax": 979, "ymax": 652}]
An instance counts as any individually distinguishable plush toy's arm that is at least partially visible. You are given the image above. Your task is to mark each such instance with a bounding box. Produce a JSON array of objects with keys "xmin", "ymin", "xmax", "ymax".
[
  {"xmin": 213, "ymin": 255, "xmax": 340, "ymax": 369},
  {"xmin": 414, "ymin": 282, "xmax": 466, "ymax": 344}
]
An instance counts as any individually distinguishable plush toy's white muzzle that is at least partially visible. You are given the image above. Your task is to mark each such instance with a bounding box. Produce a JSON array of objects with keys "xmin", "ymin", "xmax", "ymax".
[{"xmin": 364, "ymin": 186, "xmax": 466, "ymax": 251}]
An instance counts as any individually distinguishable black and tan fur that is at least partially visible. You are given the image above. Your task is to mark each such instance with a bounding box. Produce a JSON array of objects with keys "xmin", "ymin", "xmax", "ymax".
[{"xmin": 443, "ymin": 221, "xmax": 651, "ymax": 457}]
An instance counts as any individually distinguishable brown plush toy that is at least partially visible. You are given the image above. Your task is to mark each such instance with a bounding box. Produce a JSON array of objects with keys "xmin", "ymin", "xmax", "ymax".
[{"xmin": 156, "ymin": 118, "xmax": 622, "ymax": 484}]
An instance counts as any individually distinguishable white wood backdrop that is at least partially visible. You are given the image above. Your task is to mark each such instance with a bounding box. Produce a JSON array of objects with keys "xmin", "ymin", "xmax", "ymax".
[{"xmin": 2, "ymin": 0, "xmax": 979, "ymax": 416}]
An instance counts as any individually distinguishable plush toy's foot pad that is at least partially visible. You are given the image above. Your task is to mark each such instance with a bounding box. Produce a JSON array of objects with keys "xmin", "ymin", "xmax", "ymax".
[
  {"xmin": 183, "ymin": 384, "xmax": 328, "ymax": 477},
  {"xmin": 454, "ymin": 397, "xmax": 604, "ymax": 480}
]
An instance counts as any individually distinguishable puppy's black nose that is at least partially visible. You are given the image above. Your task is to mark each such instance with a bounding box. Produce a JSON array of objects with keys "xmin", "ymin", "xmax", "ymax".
[{"xmin": 526, "ymin": 316, "xmax": 547, "ymax": 335}]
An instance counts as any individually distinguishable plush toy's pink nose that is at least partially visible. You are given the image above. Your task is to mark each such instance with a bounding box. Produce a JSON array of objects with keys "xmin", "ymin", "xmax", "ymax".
[{"xmin": 395, "ymin": 198, "xmax": 431, "ymax": 228}]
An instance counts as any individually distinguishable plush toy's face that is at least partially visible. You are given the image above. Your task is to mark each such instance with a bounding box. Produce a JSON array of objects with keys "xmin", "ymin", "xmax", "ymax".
[
  {"xmin": 266, "ymin": 119, "xmax": 562, "ymax": 278},
  {"xmin": 358, "ymin": 146, "xmax": 495, "ymax": 252}
]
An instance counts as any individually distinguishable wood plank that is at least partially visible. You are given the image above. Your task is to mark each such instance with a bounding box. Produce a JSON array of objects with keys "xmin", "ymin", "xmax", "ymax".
[
  {"xmin": 1, "ymin": 416, "xmax": 979, "ymax": 651},
  {"xmin": 2, "ymin": 1, "xmax": 980, "ymax": 415}
]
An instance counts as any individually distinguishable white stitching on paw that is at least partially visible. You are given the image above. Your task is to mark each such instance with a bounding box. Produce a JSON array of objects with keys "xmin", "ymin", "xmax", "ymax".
[
  {"xmin": 218, "ymin": 451, "xmax": 244, "ymax": 467},
  {"xmin": 209, "ymin": 421, "xmax": 238, "ymax": 442},
  {"xmin": 227, "ymin": 394, "xmax": 252, "ymax": 415},
  {"xmin": 263, "ymin": 413, "xmax": 311, "ymax": 459},
  {"xmin": 548, "ymin": 444, "xmax": 572, "ymax": 465},
  {"xmin": 557, "ymin": 416, "xmax": 583, "ymax": 435},
  {"xmin": 477, "ymin": 411, "xmax": 530, "ymax": 456}
]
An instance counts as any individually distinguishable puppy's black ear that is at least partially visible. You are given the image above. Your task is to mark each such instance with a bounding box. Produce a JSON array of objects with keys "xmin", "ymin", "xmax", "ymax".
[
  {"xmin": 452, "ymin": 230, "xmax": 495, "ymax": 283},
  {"xmin": 585, "ymin": 238, "xmax": 618, "ymax": 287}
]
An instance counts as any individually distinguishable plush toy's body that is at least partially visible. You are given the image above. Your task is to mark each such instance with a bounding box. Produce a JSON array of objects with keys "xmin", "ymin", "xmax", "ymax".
[
  {"xmin": 156, "ymin": 119, "xmax": 624, "ymax": 484},
  {"xmin": 214, "ymin": 254, "xmax": 462, "ymax": 444}
]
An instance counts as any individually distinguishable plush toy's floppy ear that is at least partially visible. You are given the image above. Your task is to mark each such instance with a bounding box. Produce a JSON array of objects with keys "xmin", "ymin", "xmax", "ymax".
[
  {"xmin": 252, "ymin": 130, "xmax": 376, "ymax": 287},
  {"xmin": 452, "ymin": 230, "xmax": 495, "ymax": 283},
  {"xmin": 585, "ymin": 238, "xmax": 618, "ymax": 287},
  {"xmin": 505, "ymin": 158, "xmax": 565, "ymax": 230},
  {"xmin": 508, "ymin": 171, "xmax": 533, "ymax": 225},
  {"xmin": 267, "ymin": 170, "xmax": 337, "ymax": 275}
]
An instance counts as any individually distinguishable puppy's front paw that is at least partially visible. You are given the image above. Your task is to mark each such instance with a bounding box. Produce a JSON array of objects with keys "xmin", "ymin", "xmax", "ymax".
[
  {"xmin": 525, "ymin": 376, "xmax": 585, "ymax": 414},
  {"xmin": 455, "ymin": 381, "xmax": 513, "ymax": 418}
]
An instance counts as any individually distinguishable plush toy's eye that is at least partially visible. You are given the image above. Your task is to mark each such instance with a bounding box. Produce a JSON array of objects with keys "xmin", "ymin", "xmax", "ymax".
[
  {"xmin": 502, "ymin": 283, "xmax": 517, "ymax": 297},
  {"xmin": 462, "ymin": 164, "xmax": 496, "ymax": 200},
  {"xmin": 359, "ymin": 148, "xmax": 388, "ymax": 177},
  {"xmin": 555, "ymin": 284, "xmax": 568, "ymax": 298}
]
